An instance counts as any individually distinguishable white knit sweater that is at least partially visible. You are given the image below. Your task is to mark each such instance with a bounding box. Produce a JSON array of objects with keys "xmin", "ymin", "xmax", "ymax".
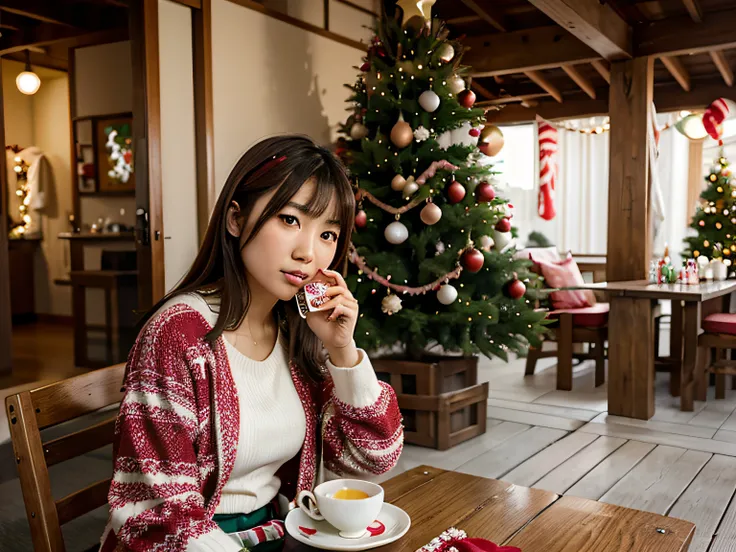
[{"xmin": 168, "ymin": 294, "xmax": 383, "ymax": 551}]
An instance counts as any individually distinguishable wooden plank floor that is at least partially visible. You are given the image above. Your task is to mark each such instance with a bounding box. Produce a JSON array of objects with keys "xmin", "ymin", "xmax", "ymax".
[{"xmin": 375, "ymin": 340, "xmax": 736, "ymax": 552}]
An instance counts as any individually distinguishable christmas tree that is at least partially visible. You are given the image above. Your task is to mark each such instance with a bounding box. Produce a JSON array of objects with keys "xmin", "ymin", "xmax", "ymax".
[
  {"xmin": 683, "ymin": 152, "xmax": 736, "ymax": 274},
  {"xmin": 338, "ymin": 4, "xmax": 547, "ymax": 361}
]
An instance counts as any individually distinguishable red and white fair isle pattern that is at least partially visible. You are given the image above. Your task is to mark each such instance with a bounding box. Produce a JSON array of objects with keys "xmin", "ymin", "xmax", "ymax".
[
  {"xmin": 537, "ymin": 115, "xmax": 557, "ymax": 221},
  {"xmin": 100, "ymin": 304, "xmax": 403, "ymax": 552}
]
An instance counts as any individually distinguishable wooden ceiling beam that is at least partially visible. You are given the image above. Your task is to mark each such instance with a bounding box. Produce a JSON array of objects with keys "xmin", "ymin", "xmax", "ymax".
[
  {"xmin": 637, "ymin": 8, "xmax": 736, "ymax": 56},
  {"xmin": 465, "ymin": 26, "xmax": 601, "ymax": 77},
  {"xmin": 477, "ymin": 93, "xmax": 550, "ymax": 107},
  {"xmin": 485, "ymin": 79, "xmax": 736, "ymax": 123},
  {"xmin": 446, "ymin": 15, "xmax": 481, "ymax": 25},
  {"xmin": 470, "ymin": 80, "xmax": 496, "ymax": 100},
  {"xmin": 561, "ymin": 64, "xmax": 596, "ymax": 99},
  {"xmin": 524, "ymin": 70, "xmax": 563, "ymax": 103},
  {"xmin": 681, "ymin": 0, "xmax": 703, "ymax": 22},
  {"xmin": 659, "ymin": 55, "xmax": 691, "ymax": 91},
  {"xmin": 0, "ymin": 26, "xmax": 127, "ymax": 55},
  {"xmin": 0, "ymin": 0, "xmax": 125, "ymax": 30},
  {"xmin": 459, "ymin": 0, "xmax": 506, "ymax": 32},
  {"xmin": 590, "ymin": 59, "xmax": 611, "ymax": 84},
  {"xmin": 710, "ymin": 50, "xmax": 734, "ymax": 87},
  {"xmin": 527, "ymin": 0, "xmax": 632, "ymax": 60}
]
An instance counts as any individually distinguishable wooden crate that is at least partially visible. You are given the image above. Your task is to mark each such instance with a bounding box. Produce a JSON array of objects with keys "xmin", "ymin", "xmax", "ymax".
[{"xmin": 372, "ymin": 357, "xmax": 487, "ymax": 450}]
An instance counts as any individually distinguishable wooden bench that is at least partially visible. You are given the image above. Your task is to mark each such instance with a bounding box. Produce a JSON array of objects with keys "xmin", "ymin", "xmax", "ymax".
[
  {"xmin": 5, "ymin": 363, "xmax": 126, "ymax": 552},
  {"xmin": 285, "ymin": 465, "xmax": 695, "ymax": 552}
]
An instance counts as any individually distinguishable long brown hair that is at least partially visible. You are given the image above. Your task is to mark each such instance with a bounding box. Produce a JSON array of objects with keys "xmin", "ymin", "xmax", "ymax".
[{"xmin": 142, "ymin": 135, "xmax": 355, "ymax": 381}]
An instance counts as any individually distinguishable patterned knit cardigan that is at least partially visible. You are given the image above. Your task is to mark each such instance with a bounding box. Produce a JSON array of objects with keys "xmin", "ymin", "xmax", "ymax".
[{"xmin": 100, "ymin": 304, "xmax": 404, "ymax": 551}]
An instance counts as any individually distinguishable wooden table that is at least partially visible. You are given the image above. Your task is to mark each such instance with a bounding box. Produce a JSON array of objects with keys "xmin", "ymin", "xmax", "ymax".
[
  {"xmin": 580, "ymin": 280, "xmax": 736, "ymax": 418},
  {"xmin": 284, "ymin": 466, "xmax": 695, "ymax": 552}
]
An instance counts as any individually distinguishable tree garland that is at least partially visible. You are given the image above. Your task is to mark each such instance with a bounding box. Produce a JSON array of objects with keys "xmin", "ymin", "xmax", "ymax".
[{"xmin": 349, "ymin": 242, "xmax": 463, "ymax": 295}]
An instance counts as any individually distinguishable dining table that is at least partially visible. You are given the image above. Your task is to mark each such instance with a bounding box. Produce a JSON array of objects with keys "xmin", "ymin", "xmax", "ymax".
[
  {"xmin": 578, "ymin": 279, "xmax": 736, "ymax": 419},
  {"xmin": 283, "ymin": 465, "xmax": 695, "ymax": 552}
]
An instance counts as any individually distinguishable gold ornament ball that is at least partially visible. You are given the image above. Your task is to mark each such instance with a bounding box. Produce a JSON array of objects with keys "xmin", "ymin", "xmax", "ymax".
[
  {"xmin": 391, "ymin": 174, "xmax": 407, "ymax": 191},
  {"xmin": 448, "ymin": 75, "xmax": 465, "ymax": 95},
  {"xmin": 478, "ymin": 124, "xmax": 505, "ymax": 157},
  {"xmin": 391, "ymin": 120, "xmax": 414, "ymax": 148},
  {"xmin": 403, "ymin": 15, "xmax": 427, "ymax": 34},
  {"xmin": 420, "ymin": 203, "xmax": 442, "ymax": 225}
]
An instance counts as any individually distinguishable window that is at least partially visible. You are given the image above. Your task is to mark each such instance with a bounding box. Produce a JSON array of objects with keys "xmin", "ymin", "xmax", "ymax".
[{"xmin": 490, "ymin": 124, "xmax": 536, "ymax": 191}]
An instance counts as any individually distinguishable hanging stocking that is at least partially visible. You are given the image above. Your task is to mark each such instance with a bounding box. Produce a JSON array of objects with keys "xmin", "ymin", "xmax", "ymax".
[
  {"xmin": 703, "ymin": 98, "xmax": 736, "ymax": 145},
  {"xmin": 537, "ymin": 115, "xmax": 557, "ymax": 221}
]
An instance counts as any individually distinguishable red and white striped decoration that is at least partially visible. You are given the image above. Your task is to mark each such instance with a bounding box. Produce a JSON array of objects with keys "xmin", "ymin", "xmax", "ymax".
[
  {"xmin": 537, "ymin": 115, "xmax": 557, "ymax": 221},
  {"xmin": 232, "ymin": 519, "xmax": 285, "ymax": 548},
  {"xmin": 703, "ymin": 98, "xmax": 735, "ymax": 144}
]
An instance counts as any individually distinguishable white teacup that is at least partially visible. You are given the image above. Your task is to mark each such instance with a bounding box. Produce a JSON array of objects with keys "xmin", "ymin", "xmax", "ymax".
[{"xmin": 297, "ymin": 479, "xmax": 384, "ymax": 539}]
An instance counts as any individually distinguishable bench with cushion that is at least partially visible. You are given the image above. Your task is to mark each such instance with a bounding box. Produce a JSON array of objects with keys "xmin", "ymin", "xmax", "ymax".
[{"xmin": 699, "ymin": 312, "xmax": 736, "ymax": 399}]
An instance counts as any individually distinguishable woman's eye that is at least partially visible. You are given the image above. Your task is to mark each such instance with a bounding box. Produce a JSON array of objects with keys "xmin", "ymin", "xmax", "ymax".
[
  {"xmin": 322, "ymin": 231, "xmax": 339, "ymax": 242},
  {"xmin": 279, "ymin": 215, "xmax": 299, "ymax": 227}
]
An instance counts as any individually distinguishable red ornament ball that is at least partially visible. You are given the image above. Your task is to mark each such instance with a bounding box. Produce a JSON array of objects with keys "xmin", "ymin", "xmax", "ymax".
[
  {"xmin": 476, "ymin": 181, "xmax": 496, "ymax": 203},
  {"xmin": 469, "ymin": 128, "xmax": 481, "ymax": 137},
  {"xmin": 458, "ymin": 90, "xmax": 476, "ymax": 108},
  {"xmin": 360, "ymin": 62, "xmax": 370, "ymax": 72},
  {"xmin": 355, "ymin": 210, "xmax": 367, "ymax": 228},
  {"xmin": 506, "ymin": 277, "xmax": 526, "ymax": 300},
  {"xmin": 447, "ymin": 180, "xmax": 466, "ymax": 204},
  {"xmin": 461, "ymin": 248, "xmax": 484, "ymax": 273},
  {"xmin": 495, "ymin": 217, "xmax": 512, "ymax": 233}
]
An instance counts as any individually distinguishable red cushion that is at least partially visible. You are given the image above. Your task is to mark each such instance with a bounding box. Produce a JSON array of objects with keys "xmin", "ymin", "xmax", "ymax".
[
  {"xmin": 703, "ymin": 313, "xmax": 736, "ymax": 335},
  {"xmin": 548, "ymin": 303, "xmax": 609, "ymax": 328},
  {"xmin": 535, "ymin": 257, "xmax": 596, "ymax": 309}
]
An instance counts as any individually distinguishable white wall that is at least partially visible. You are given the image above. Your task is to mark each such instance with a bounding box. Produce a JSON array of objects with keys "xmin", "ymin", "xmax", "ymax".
[
  {"xmin": 159, "ymin": 0, "xmax": 199, "ymax": 293},
  {"xmin": 211, "ymin": 0, "xmax": 364, "ymax": 196},
  {"xmin": 33, "ymin": 75, "xmax": 73, "ymax": 316}
]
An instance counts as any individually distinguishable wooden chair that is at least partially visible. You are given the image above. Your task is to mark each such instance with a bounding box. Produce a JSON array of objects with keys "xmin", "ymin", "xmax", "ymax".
[
  {"xmin": 526, "ymin": 309, "xmax": 608, "ymax": 391},
  {"xmin": 5, "ymin": 363, "xmax": 126, "ymax": 552},
  {"xmin": 698, "ymin": 313, "xmax": 736, "ymax": 400}
]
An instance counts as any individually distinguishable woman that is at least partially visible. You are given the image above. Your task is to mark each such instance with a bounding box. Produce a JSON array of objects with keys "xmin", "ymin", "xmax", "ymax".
[{"xmin": 100, "ymin": 135, "xmax": 403, "ymax": 552}]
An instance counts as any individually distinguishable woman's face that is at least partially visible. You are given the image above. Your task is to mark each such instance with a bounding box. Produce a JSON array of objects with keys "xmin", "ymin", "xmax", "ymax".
[{"xmin": 230, "ymin": 178, "xmax": 342, "ymax": 302}]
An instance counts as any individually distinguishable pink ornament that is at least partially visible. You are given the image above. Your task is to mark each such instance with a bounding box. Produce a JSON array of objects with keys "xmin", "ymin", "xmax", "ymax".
[{"xmin": 355, "ymin": 210, "xmax": 367, "ymax": 228}]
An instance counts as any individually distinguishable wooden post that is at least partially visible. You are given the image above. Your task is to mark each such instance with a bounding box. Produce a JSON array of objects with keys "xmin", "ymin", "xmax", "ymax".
[
  {"xmin": 686, "ymin": 139, "xmax": 704, "ymax": 224},
  {"xmin": 606, "ymin": 57, "xmax": 654, "ymax": 282},
  {"xmin": 0, "ymin": 76, "xmax": 11, "ymax": 374},
  {"xmin": 606, "ymin": 58, "xmax": 655, "ymax": 420}
]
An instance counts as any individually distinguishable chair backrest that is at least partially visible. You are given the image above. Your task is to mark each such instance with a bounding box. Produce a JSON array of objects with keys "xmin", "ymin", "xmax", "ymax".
[{"xmin": 5, "ymin": 363, "xmax": 126, "ymax": 552}]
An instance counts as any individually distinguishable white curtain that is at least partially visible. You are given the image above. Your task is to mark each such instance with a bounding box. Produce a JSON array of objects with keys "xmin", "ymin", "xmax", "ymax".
[
  {"xmin": 503, "ymin": 125, "xmax": 609, "ymax": 254},
  {"xmin": 503, "ymin": 117, "xmax": 690, "ymax": 261}
]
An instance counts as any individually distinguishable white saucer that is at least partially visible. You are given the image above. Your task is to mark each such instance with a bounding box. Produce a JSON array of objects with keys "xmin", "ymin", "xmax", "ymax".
[{"xmin": 284, "ymin": 503, "xmax": 411, "ymax": 551}]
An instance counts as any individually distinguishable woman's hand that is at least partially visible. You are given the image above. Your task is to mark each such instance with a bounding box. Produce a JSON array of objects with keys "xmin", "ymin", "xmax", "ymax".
[{"xmin": 306, "ymin": 269, "xmax": 360, "ymax": 367}]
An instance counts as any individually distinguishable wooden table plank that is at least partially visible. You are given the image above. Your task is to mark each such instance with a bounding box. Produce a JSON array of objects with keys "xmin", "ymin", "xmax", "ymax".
[
  {"xmin": 381, "ymin": 465, "xmax": 446, "ymax": 503},
  {"xmin": 575, "ymin": 280, "xmax": 736, "ymax": 302},
  {"xmin": 386, "ymin": 470, "xmax": 557, "ymax": 552},
  {"xmin": 505, "ymin": 495, "xmax": 695, "ymax": 551}
]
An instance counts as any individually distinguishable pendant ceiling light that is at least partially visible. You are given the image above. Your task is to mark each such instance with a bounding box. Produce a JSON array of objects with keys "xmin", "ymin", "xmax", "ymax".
[
  {"xmin": 16, "ymin": 50, "xmax": 41, "ymax": 95},
  {"xmin": 675, "ymin": 113, "xmax": 708, "ymax": 141}
]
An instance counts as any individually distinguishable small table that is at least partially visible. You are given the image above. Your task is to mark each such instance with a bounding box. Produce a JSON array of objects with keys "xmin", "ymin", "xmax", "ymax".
[
  {"xmin": 579, "ymin": 280, "xmax": 736, "ymax": 418},
  {"xmin": 284, "ymin": 466, "xmax": 695, "ymax": 552}
]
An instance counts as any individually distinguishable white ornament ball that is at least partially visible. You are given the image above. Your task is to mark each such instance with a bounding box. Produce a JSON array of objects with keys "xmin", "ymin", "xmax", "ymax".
[
  {"xmin": 437, "ymin": 284, "xmax": 458, "ymax": 305},
  {"xmin": 437, "ymin": 43, "xmax": 455, "ymax": 63},
  {"xmin": 448, "ymin": 75, "xmax": 465, "ymax": 95},
  {"xmin": 403, "ymin": 181, "xmax": 419, "ymax": 199},
  {"xmin": 391, "ymin": 174, "xmax": 407, "ymax": 191},
  {"xmin": 350, "ymin": 123, "xmax": 369, "ymax": 140},
  {"xmin": 418, "ymin": 90, "xmax": 441, "ymax": 112},
  {"xmin": 493, "ymin": 229, "xmax": 513, "ymax": 250},
  {"xmin": 385, "ymin": 221, "xmax": 409, "ymax": 244},
  {"xmin": 436, "ymin": 130, "xmax": 453, "ymax": 150},
  {"xmin": 479, "ymin": 235, "xmax": 494, "ymax": 251},
  {"xmin": 381, "ymin": 294, "xmax": 403, "ymax": 315},
  {"xmin": 420, "ymin": 203, "xmax": 442, "ymax": 225}
]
